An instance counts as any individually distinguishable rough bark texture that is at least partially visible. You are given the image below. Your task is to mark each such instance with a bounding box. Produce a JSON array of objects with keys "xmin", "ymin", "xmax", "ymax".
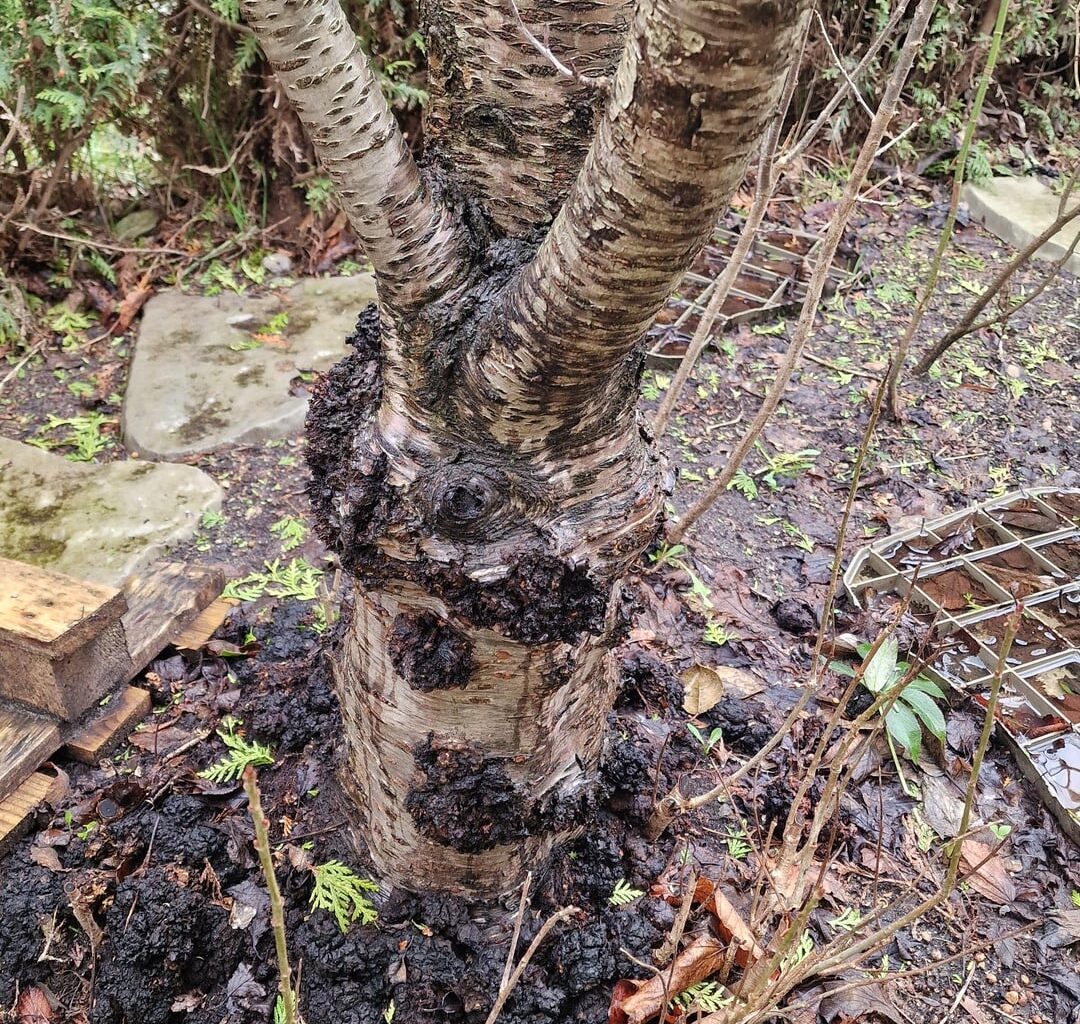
[
  {"xmin": 244, "ymin": 0, "xmax": 808, "ymax": 896},
  {"xmin": 306, "ymin": 308, "xmax": 664, "ymax": 895},
  {"xmin": 422, "ymin": 0, "xmax": 634, "ymax": 236},
  {"xmin": 469, "ymin": 0, "xmax": 809, "ymax": 447},
  {"xmin": 240, "ymin": 0, "xmax": 469, "ymax": 310}
]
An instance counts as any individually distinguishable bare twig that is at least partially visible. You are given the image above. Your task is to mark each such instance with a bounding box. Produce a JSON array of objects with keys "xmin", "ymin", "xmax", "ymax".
[
  {"xmin": 669, "ymin": 0, "xmax": 938, "ymax": 543},
  {"xmin": 243, "ymin": 767, "xmax": 297, "ymax": 1024},
  {"xmin": 15, "ymin": 221, "xmax": 188, "ymax": 256},
  {"xmin": 499, "ymin": 873, "xmax": 532, "ymax": 994},
  {"xmin": 506, "ymin": 0, "xmax": 605, "ymax": 88},
  {"xmin": 484, "ymin": 905, "xmax": 578, "ymax": 1024},
  {"xmin": 777, "ymin": 3, "xmax": 908, "ymax": 171},
  {"xmin": 882, "ymin": 0, "xmax": 1011, "ymax": 416}
]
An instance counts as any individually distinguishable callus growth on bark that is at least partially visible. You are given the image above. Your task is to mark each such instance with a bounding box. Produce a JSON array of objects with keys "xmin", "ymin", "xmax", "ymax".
[{"xmin": 244, "ymin": 0, "xmax": 808, "ymax": 896}]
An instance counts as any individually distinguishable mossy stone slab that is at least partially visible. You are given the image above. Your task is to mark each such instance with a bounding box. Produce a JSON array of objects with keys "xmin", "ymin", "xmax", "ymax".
[
  {"xmin": 122, "ymin": 273, "xmax": 377, "ymax": 459},
  {"xmin": 0, "ymin": 437, "xmax": 222, "ymax": 586}
]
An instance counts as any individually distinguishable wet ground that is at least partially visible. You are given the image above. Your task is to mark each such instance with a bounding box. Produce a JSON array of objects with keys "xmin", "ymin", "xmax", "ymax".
[{"xmin": 1, "ymin": 183, "xmax": 1079, "ymax": 1023}]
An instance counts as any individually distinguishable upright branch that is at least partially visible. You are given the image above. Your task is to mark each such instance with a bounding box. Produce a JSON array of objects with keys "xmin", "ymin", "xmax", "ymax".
[
  {"xmin": 882, "ymin": 0, "xmax": 1010, "ymax": 418},
  {"xmin": 466, "ymin": 0, "xmax": 811, "ymax": 449},
  {"xmin": 669, "ymin": 0, "xmax": 939, "ymax": 542},
  {"xmin": 241, "ymin": 0, "xmax": 469, "ymax": 311}
]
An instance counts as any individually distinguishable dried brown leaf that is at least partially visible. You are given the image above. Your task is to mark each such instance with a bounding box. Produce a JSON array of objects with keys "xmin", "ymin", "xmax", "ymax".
[
  {"xmin": 16, "ymin": 987, "xmax": 55, "ymax": 1024},
  {"xmin": 959, "ymin": 840, "xmax": 1016, "ymax": 905}
]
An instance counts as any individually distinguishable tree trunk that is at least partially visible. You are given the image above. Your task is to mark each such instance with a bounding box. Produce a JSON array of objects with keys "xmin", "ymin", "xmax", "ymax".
[{"xmin": 245, "ymin": 0, "xmax": 808, "ymax": 896}]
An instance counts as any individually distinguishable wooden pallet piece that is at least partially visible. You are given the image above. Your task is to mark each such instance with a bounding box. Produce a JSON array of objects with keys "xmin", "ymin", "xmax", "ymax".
[
  {"xmin": 120, "ymin": 563, "xmax": 227, "ymax": 674},
  {"xmin": 0, "ymin": 558, "xmax": 129, "ymax": 719},
  {"xmin": 0, "ymin": 705, "xmax": 61, "ymax": 802},
  {"xmin": 63, "ymin": 685, "xmax": 151, "ymax": 764},
  {"xmin": 172, "ymin": 597, "xmax": 233, "ymax": 651},
  {"xmin": 0, "ymin": 771, "xmax": 53, "ymax": 855}
]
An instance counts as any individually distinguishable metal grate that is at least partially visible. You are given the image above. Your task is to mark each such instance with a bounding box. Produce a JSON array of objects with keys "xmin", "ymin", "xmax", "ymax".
[{"xmin": 647, "ymin": 213, "xmax": 856, "ymax": 367}]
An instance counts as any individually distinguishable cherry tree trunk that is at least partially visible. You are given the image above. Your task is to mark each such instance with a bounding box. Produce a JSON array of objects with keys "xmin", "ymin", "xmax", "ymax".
[{"xmin": 245, "ymin": 0, "xmax": 807, "ymax": 896}]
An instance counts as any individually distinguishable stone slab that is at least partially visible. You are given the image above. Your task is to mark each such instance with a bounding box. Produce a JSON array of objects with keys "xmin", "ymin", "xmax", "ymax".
[
  {"xmin": 123, "ymin": 274, "xmax": 377, "ymax": 458},
  {"xmin": 962, "ymin": 176, "xmax": 1080, "ymax": 276},
  {"xmin": 0, "ymin": 437, "xmax": 223, "ymax": 586}
]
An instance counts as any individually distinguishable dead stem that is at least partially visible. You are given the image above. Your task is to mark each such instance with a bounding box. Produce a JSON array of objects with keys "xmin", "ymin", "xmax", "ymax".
[
  {"xmin": 882, "ymin": 0, "xmax": 1012, "ymax": 417},
  {"xmin": 243, "ymin": 766, "xmax": 297, "ymax": 1024},
  {"xmin": 669, "ymin": 0, "xmax": 938, "ymax": 542}
]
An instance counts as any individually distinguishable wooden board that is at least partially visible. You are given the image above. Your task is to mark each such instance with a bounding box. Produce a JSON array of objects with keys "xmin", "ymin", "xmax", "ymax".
[
  {"xmin": 0, "ymin": 557, "xmax": 126, "ymax": 654},
  {"xmin": 0, "ymin": 771, "xmax": 53, "ymax": 855},
  {"xmin": 121, "ymin": 563, "xmax": 227, "ymax": 674},
  {"xmin": 63, "ymin": 685, "xmax": 151, "ymax": 764},
  {"xmin": 0, "ymin": 558, "xmax": 130, "ymax": 719},
  {"xmin": 172, "ymin": 598, "xmax": 233, "ymax": 651},
  {"xmin": 0, "ymin": 705, "xmax": 61, "ymax": 802}
]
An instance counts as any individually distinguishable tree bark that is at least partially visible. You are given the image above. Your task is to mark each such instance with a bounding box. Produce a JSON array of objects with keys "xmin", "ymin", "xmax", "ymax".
[
  {"xmin": 421, "ymin": 0, "xmax": 634, "ymax": 236},
  {"xmin": 245, "ymin": 0, "xmax": 809, "ymax": 896},
  {"xmin": 241, "ymin": 0, "xmax": 469, "ymax": 311}
]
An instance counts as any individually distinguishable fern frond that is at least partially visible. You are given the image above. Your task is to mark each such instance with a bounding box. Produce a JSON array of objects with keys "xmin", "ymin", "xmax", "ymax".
[
  {"xmin": 607, "ymin": 879, "xmax": 644, "ymax": 907},
  {"xmin": 199, "ymin": 719, "xmax": 274, "ymax": 782},
  {"xmin": 309, "ymin": 860, "xmax": 379, "ymax": 932}
]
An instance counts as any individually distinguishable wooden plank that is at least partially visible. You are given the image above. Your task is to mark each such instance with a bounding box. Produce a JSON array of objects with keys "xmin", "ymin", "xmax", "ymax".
[
  {"xmin": 0, "ymin": 705, "xmax": 61, "ymax": 802},
  {"xmin": 121, "ymin": 563, "xmax": 226, "ymax": 675},
  {"xmin": 172, "ymin": 598, "xmax": 233, "ymax": 652},
  {"xmin": 0, "ymin": 771, "xmax": 52, "ymax": 855},
  {"xmin": 0, "ymin": 557, "xmax": 126, "ymax": 654},
  {"xmin": 63, "ymin": 685, "xmax": 151, "ymax": 764}
]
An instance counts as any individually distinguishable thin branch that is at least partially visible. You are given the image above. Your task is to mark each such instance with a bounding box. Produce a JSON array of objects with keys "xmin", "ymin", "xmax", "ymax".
[
  {"xmin": 914, "ymin": 165, "xmax": 1080, "ymax": 373},
  {"xmin": 777, "ymin": 2, "xmax": 908, "ymax": 171},
  {"xmin": 668, "ymin": 0, "xmax": 938, "ymax": 543},
  {"xmin": 814, "ymin": 9, "xmax": 875, "ymax": 120},
  {"xmin": 882, "ymin": 0, "xmax": 1011, "ymax": 416},
  {"xmin": 507, "ymin": 0, "xmax": 605, "ymax": 88},
  {"xmin": 484, "ymin": 906, "xmax": 578, "ymax": 1024}
]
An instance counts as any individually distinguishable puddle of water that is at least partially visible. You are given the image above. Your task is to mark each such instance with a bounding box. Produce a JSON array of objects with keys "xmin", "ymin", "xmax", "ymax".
[
  {"xmin": 977, "ymin": 692, "xmax": 1069, "ymax": 740},
  {"xmin": 968, "ymin": 610, "xmax": 1064, "ymax": 666},
  {"xmin": 1030, "ymin": 734, "xmax": 1080, "ymax": 811},
  {"xmin": 934, "ymin": 629, "xmax": 990, "ymax": 685}
]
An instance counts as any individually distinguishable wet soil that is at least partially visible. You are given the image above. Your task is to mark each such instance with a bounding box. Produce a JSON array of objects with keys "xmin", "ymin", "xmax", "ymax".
[{"xmin": 2, "ymin": 182, "xmax": 1080, "ymax": 1023}]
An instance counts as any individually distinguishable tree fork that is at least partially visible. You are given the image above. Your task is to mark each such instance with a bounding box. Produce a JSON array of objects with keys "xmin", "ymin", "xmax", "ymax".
[{"xmin": 246, "ymin": 0, "xmax": 811, "ymax": 895}]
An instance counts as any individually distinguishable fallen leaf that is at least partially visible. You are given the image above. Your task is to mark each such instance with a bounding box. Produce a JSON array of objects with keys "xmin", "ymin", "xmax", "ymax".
[
  {"xmin": 16, "ymin": 987, "xmax": 55, "ymax": 1024},
  {"xmin": 682, "ymin": 665, "xmax": 725, "ymax": 715},
  {"xmin": 114, "ymin": 284, "xmax": 153, "ymax": 334},
  {"xmin": 29, "ymin": 846, "xmax": 63, "ymax": 872},
  {"xmin": 714, "ymin": 665, "xmax": 766, "ymax": 699},
  {"xmin": 170, "ymin": 993, "xmax": 203, "ymax": 1013},
  {"xmin": 816, "ymin": 976, "xmax": 905, "ymax": 1023},
  {"xmin": 610, "ymin": 932, "xmax": 730, "ymax": 1024},
  {"xmin": 920, "ymin": 772, "xmax": 966, "ymax": 839},
  {"xmin": 697, "ymin": 880, "xmax": 765, "ymax": 968},
  {"xmin": 961, "ymin": 994, "xmax": 992, "ymax": 1024},
  {"xmin": 959, "ymin": 840, "xmax": 1016, "ymax": 905}
]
